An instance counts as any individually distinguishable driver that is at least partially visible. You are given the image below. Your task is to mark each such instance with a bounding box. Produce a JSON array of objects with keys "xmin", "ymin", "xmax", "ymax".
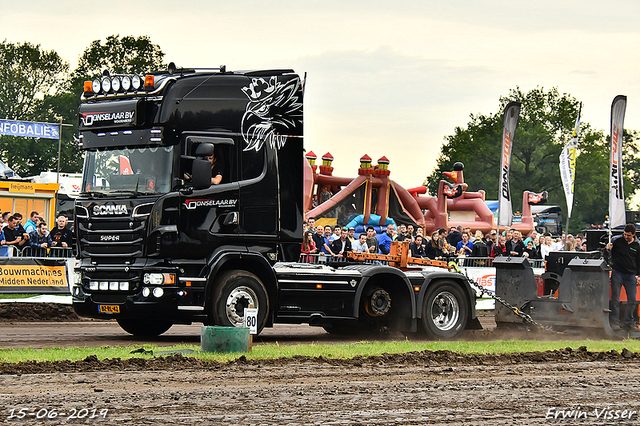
[{"xmin": 206, "ymin": 153, "xmax": 223, "ymax": 185}]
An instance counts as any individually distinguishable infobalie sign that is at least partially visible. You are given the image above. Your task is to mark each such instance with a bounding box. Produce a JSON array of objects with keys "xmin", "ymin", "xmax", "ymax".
[{"xmin": 0, "ymin": 119, "xmax": 60, "ymax": 140}]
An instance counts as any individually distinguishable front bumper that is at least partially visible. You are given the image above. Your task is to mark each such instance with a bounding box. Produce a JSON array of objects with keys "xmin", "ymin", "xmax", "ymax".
[{"xmin": 73, "ymin": 259, "xmax": 208, "ymax": 323}]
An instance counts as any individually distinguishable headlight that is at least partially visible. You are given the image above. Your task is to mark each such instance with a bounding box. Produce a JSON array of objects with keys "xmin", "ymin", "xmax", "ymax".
[
  {"xmin": 143, "ymin": 273, "xmax": 175, "ymax": 285},
  {"xmin": 152, "ymin": 287, "xmax": 164, "ymax": 298},
  {"xmin": 91, "ymin": 78, "xmax": 101, "ymax": 94},
  {"xmin": 121, "ymin": 75, "xmax": 131, "ymax": 91},
  {"xmin": 89, "ymin": 281, "xmax": 99, "ymax": 291},
  {"xmin": 111, "ymin": 76, "xmax": 121, "ymax": 92},
  {"xmin": 131, "ymin": 75, "xmax": 142, "ymax": 90},
  {"xmin": 101, "ymin": 77, "xmax": 111, "ymax": 93}
]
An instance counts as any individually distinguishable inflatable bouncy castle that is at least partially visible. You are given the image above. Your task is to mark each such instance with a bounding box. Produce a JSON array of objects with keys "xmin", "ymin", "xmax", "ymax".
[{"xmin": 304, "ymin": 153, "xmax": 541, "ymax": 235}]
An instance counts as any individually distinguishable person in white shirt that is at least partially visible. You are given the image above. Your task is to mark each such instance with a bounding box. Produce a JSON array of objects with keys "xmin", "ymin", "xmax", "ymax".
[
  {"xmin": 540, "ymin": 235, "xmax": 554, "ymax": 258},
  {"xmin": 329, "ymin": 225, "xmax": 341, "ymax": 242},
  {"xmin": 552, "ymin": 236, "xmax": 564, "ymax": 251},
  {"xmin": 352, "ymin": 233, "xmax": 369, "ymax": 253}
]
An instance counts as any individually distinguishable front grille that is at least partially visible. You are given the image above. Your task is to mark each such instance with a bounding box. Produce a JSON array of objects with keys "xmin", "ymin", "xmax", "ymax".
[{"xmin": 78, "ymin": 217, "xmax": 146, "ymax": 258}]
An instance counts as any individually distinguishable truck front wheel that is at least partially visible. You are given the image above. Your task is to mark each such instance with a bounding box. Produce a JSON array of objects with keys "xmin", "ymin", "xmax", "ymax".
[
  {"xmin": 116, "ymin": 318, "xmax": 173, "ymax": 337},
  {"xmin": 211, "ymin": 270, "xmax": 269, "ymax": 334},
  {"xmin": 422, "ymin": 280, "xmax": 468, "ymax": 339}
]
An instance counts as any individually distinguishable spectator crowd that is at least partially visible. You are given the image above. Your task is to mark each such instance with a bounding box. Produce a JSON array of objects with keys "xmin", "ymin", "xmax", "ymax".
[
  {"xmin": 0, "ymin": 211, "xmax": 73, "ymax": 257},
  {"xmin": 301, "ymin": 220, "xmax": 586, "ymax": 263}
]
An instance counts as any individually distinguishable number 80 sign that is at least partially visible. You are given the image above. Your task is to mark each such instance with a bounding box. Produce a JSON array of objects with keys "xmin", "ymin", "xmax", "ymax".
[{"xmin": 244, "ymin": 308, "xmax": 258, "ymax": 334}]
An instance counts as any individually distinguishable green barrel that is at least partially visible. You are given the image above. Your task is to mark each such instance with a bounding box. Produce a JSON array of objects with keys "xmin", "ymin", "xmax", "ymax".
[{"xmin": 200, "ymin": 326, "xmax": 250, "ymax": 353}]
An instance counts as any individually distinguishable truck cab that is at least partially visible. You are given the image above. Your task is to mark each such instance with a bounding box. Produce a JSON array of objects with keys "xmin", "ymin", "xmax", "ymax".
[{"xmin": 73, "ymin": 65, "xmax": 304, "ymax": 335}]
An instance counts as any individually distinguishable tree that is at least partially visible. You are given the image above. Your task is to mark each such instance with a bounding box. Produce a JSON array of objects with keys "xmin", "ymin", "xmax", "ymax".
[
  {"xmin": 0, "ymin": 36, "xmax": 167, "ymax": 176},
  {"xmin": 57, "ymin": 35, "xmax": 167, "ymax": 175},
  {"xmin": 425, "ymin": 87, "xmax": 640, "ymax": 233},
  {"xmin": 49, "ymin": 34, "xmax": 166, "ymax": 176},
  {"xmin": 69, "ymin": 34, "xmax": 166, "ymax": 93},
  {"xmin": 0, "ymin": 40, "xmax": 70, "ymax": 176}
]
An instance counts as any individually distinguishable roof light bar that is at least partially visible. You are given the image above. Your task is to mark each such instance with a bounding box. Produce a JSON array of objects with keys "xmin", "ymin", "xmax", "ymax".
[{"xmin": 84, "ymin": 73, "xmax": 146, "ymax": 96}]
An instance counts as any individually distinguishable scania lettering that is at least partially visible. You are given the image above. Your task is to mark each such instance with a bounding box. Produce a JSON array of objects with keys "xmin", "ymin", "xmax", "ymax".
[
  {"xmin": 72, "ymin": 64, "xmax": 480, "ymax": 338},
  {"xmin": 92, "ymin": 205, "xmax": 128, "ymax": 215}
]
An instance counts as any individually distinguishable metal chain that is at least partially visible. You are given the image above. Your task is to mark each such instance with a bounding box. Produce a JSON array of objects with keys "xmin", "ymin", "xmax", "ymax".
[{"xmin": 448, "ymin": 261, "xmax": 553, "ymax": 331}]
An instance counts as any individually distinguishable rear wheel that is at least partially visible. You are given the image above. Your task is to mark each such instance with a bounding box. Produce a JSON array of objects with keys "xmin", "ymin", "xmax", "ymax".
[
  {"xmin": 421, "ymin": 280, "xmax": 468, "ymax": 339},
  {"xmin": 116, "ymin": 318, "xmax": 173, "ymax": 337},
  {"xmin": 211, "ymin": 270, "xmax": 269, "ymax": 334}
]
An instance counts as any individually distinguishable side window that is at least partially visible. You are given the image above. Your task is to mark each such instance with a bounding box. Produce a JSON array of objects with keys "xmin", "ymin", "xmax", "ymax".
[{"xmin": 181, "ymin": 135, "xmax": 237, "ymax": 184}]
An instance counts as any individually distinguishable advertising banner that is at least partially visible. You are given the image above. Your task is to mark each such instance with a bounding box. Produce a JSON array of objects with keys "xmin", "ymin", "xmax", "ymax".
[
  {"xmin": 497, "ymin": 102, "xmax": 521, "ymax": 229},
  {"xmin": 559, "ymin": 107, "xmax": 580, "ymax": 219},
  {"xmin": 0, "ymin": 119, "xmax": 60, "ymax": 140},
  {"xmin": 0, "ymin": 258, "xmax": 68, "ymax": 294},
  {"xmin": 609, "ymin": 95, "xmax": 627, "ymax": 229}
]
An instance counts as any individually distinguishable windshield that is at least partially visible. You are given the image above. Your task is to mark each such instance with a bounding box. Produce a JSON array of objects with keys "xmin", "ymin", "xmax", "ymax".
[{"xmin": 82, "ymin": 146, "xmax": 174, "ymax": 195}]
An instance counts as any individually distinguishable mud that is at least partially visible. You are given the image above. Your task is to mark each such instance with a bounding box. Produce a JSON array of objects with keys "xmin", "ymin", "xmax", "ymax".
[
  {"xmin": 0, "ymin": 346, "xmax": 638, "ymax": 375},
  {"xmin": 1, "ymin": 354, "xmax": 640, "ymax": 425},
  {"xmin": 0, "ymin": 303, "xmax": 82, "ymax": 322},
  {"xmin": 2, "ymin": 305, "xmax": 640, "ymax": 424}
]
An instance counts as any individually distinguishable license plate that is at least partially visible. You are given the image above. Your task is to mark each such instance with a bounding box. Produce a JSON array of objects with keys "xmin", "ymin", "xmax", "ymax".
[{"xmin": 98, "ymin": 304, "xmax": 120, "ymax": 314}]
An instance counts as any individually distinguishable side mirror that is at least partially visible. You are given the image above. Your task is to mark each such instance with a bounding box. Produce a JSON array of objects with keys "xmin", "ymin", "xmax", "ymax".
[{"xmin": 192, "ymin": 159, "xmax": 211, "ymax": 190}]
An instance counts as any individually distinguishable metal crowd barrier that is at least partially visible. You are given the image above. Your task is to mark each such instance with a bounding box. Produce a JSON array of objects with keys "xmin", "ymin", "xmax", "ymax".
[
  {"xmin": 3, "ymin": 245, "xmax": 74, "ymax": 258},
  {"xmin": 299, "ymin": 253, "xmax": 390, "ymax": 266},
  {"xmin": 454, "ymin": 256, "xmax": 545, "ymax": 269},
  {"xmin": 299, "ymin": 253, "xmax": 545, "ymax": 269}
]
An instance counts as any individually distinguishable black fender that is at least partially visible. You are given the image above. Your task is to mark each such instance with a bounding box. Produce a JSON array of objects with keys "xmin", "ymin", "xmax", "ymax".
[
  {"xmin": 202, "ymin": 250, "xmax": 278, "ymax": 324},
  {"xmin": 344, "ymin": 264, "xmax": 417, "ymax": 319}
]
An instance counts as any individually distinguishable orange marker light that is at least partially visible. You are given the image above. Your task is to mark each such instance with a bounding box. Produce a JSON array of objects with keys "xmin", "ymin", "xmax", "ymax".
[
  {"xmin": 83, "ymin": 81, "xmax": 93, "ymax": 93},
  {"xmin": 414, "ymin": 286, "xmax": 420, "ymax": 292},
  {"xmin": 316, "ymin": 284, "xmax": 323, "ymax": 289},
  {"xmin": 144, "ymin": 75, "xmax": 154, "ymax": 89},
  {"xmin": 163, "ymin": 273, "xmax": 176, "ymax": 285}
]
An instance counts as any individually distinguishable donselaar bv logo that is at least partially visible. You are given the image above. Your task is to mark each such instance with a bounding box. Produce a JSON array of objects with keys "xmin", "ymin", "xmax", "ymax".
[
  {"xmin": 81, "ymin": 110, "xmax": 135, "ymax": 127},
  {"xmin": 93, "ymin": 205, "xmax": 128, "ymax": 216},
  {"xmin": 184, "ymin": 199, "xmax": 238, "ymax": 210}
]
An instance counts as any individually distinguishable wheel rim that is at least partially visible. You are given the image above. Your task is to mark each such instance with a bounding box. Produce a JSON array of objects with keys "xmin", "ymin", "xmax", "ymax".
[
  {"xmin": 430, "ymin": 291, "xmax": 460, "ymax": 331},
  {"xmin": 365, "ymin": 288, "xmax": 391, "ymax": 317},
  {"xmin": 225, "ymin": 286, "xmax": 258, "ymax": 327}
]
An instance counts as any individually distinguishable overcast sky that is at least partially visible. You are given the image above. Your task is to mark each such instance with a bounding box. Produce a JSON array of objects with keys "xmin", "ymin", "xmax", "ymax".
[{"xmin": 3, "ymin": 0, "xmax": 640, "ymax": 191}]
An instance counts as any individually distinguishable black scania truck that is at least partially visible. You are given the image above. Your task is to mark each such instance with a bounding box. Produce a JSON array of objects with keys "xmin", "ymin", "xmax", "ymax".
[{"xmin": 72, "ymin": 64, "xmax": 480, "ymax": 338}]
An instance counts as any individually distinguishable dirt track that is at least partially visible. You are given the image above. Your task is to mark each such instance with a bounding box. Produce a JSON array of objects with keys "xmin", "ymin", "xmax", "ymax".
[
  {"xmin": 1, "ymin": 353, "xmax": 640, "ymax": 425},
  {"xmin": 1, "ymin": 304, "xmax": 640, "ymax": 425}
]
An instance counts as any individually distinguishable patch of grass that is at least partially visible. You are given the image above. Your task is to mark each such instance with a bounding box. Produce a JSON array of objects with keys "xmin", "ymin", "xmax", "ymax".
[
  {"xmin": 0, "ymin": 294, "xmax": 38, "ymax": 300},
  {"xmin": 1, "ymin": 339, "xmax": 640, "ymax": 364}
]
